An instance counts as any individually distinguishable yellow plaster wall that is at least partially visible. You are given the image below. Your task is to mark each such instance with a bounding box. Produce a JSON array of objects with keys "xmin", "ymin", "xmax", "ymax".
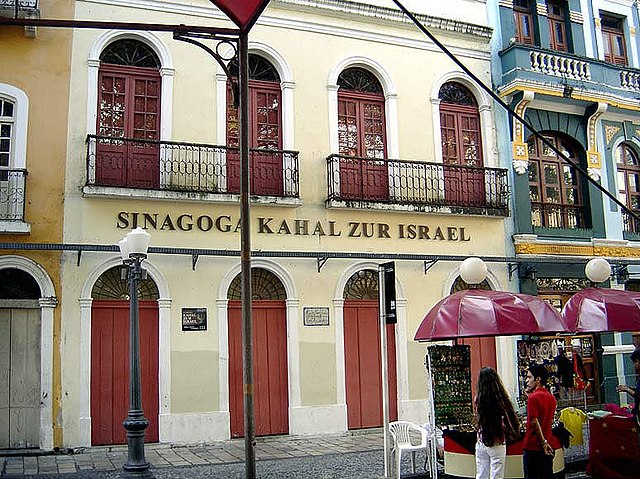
[{"xmin": 0, "ymin": 0, "xmax": 74, "ymax": 447}]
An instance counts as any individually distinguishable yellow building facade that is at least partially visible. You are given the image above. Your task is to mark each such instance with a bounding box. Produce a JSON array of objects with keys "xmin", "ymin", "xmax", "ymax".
[
  {"xmin": 0, "ymin": 0, "xmax": 73, "ymax": 449},
  {"xmin": 58, "ymin": 0, "xmax": 512, "ymax": 447}
]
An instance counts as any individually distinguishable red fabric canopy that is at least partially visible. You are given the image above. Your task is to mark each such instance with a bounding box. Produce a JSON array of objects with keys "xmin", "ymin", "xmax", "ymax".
[
  {"xmin": 210, "ymin": 0, "xmax": 271, "ymax": 30},
  {"xmin": 562, "ymin": 287, "xmax": 640, "ymax": 333},
  {"xmin": 414, "ymin": 289, "xmax": 567, "ymax": 341}
]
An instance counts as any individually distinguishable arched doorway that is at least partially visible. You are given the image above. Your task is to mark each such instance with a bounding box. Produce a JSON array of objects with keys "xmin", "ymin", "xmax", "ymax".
[
  {"xmin": 0, "ymin": 268, "xmax": 41, "ymax": 448},
  {"xmin": 450, "ymin": 277, "xmax": 496, "ymax": 398},
  {"xmin": 95, "ymin": 39, "xmax": 162, "ymax": 189},
  {"xmin": 343, "ymin": 269, "xmax": 397, "ymax": 429},
  {"xmin": 90, "ymin": 266, "xmax": 159, "ymax": 445},
  {"xmin": 228, "ymin": 268, "xmax": 288, "ymax": 438}
]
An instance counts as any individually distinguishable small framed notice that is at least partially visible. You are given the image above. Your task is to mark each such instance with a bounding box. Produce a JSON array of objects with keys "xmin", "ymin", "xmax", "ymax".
[
  {"xmin": 303, "ymin": 307, "xmax": 330, "ymax": 326},
  {"xmin": 182, "ymin": 308, "xmax": 207, "ymax": 331}
]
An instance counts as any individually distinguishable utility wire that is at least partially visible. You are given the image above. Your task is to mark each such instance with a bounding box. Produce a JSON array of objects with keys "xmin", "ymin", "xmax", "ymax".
[{"xmin": 392, "ymin": 0, "xmax": 640, "ymax": 225}]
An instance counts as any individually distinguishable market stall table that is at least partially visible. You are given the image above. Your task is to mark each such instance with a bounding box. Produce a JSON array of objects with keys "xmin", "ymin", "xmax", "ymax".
[{"xmin": 442, "ymin": 430, "xmax": 564, "ymax": 479}]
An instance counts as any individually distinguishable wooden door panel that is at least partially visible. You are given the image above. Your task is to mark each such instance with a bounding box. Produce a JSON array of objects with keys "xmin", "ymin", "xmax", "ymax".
[
  {"xmin": 0, "ymin": 309, "xmax": 10, "ymax": 449},
  {"xmin": 0, "ymin": 309, "xmax": 40, "ymax": 449},
  {"xmin": 344, "ymin": 301, "xmax": 397, "ymax": 430},
  {"xmin": 228, "ymin": 301, "xmax": 288, "ymax": 438},
  {"xmin": 91, "ymin": 301, "xmax": 158, "ymax": 445},
  {"xmin": 461, "ymin": 336, "xmax": 496, "ymax": 399}
]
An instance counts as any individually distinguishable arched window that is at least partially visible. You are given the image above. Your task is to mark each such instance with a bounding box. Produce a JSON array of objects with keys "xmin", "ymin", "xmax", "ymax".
[
  {"xmin": 527, "ymin": 133, "xmax": 585, "ymax": 229},
  {"xmin": 343, "ymin": 269, "xmax": 379, "ymax": 300},
  {"xmin": 438, "ymin": 82, "xmax": 484, "ymax": 205},
  {"xmin": 0, "ymin": 268, "xmax": 41, "ymax": 299},
  {"xmin": 227, "ymin": 268, "xmax": 286, "ymax": 300},
  {"xmin": 95, "ymin": 39, "xmax": 161, "ymax": 189},
  {"xmin": 226, "ymin": 54, "xmax": 283, "ymax": 196},
  {"xmin": 616, "ymin": 143, "xmax": 640, "ymax": 233},
  {"xmin": 336, "ymin": 67, "xmax": 388, "ymax": 201}
]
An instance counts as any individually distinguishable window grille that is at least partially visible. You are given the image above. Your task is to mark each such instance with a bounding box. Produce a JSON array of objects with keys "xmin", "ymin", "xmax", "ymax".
[{"xmin": 91, "ymin": 266, "xmax": 159, "ymax": 300}]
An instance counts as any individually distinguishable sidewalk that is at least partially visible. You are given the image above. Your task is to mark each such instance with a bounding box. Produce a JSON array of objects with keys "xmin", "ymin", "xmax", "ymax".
[{"xmin": 1, "ymin": 430, "xmax": 394, "ymax": 479}]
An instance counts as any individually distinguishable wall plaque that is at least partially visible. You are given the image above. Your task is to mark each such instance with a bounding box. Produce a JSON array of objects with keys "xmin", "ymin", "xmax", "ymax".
[
  {"xmin": 303, "ymin": 307, "xmax": 330, "ymax": 326},
  {"xmin": 182, "ymin": 308, "xmax": 207, "ymax": 331}
]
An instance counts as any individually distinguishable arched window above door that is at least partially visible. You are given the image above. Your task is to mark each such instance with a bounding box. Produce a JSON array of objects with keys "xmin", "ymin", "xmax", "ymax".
[
  {"xmin": 343, "ymin": 269, "xmax": 378, "ymax": 300},
  {"xmin": 91, "ymin": 266, "xmax": 159, "ymax": 300},
  {"xmin": 0, "ymin": 268, "xmax": 40, "ymax": 299},
  {"xmin": 450, "ymin": 276, "xmax": 491, "ymax": 293},
  {"xmin": 227, "ymin": 268, "xmax": 286, "ymax": 300},
  {"xmin": 100, "ymin": 39, "xmax": 160, "ymax": 68}
]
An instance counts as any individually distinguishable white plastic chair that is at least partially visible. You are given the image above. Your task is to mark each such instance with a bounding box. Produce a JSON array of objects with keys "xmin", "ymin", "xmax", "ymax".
[{"xmin": 389, "ymin": 420, "xmax": 429, "ymax": 478}]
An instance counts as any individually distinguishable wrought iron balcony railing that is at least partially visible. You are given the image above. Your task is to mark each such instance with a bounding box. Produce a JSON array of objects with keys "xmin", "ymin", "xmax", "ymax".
[
  {"xmin": 0, "ymin": 169, "xmax": 27, "ymax": 221},
  {"xmin": 531, "ymin": 202, "xmax": 586, "ymax": 230},
  {"xmin": 326, "ymin": 154, "xmax": 509, "ymax": 214},
  {"xmin": 622, "ymin": 210, "xmax": 640, "ymax": 236},
  {"xmin": 86, "ymin": 135, "xmax": 299, "ymax": 198},
  {"xmin": 499, "ymin": 44, "xmax": 640, "ymax": 96}
]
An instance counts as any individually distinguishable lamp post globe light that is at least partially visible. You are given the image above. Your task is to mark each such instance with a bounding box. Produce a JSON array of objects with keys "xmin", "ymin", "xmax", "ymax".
[
  {"xmin": 585, "ymin": 258, "xmax": 611, "ymax": 284},
  {"xmin": 118, "ymin": 227, "xmax": 151, "ymax": 472},
  {"xmin": 459, "ymin": 257, "xmax": 488, "ymax": 285}
]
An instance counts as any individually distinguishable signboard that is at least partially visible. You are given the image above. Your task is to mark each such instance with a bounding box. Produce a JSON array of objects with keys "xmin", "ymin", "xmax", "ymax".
[
  {"xmin": 303, "ymin": 307, "xmax": 330, "ymax": 326},
  {"xmin": 182, "ymin": 308, "xmax": 207, "ymax": 331},
  {"xmin": 381, "ymin": 261, "xmax": 397, "ymax": 324}
]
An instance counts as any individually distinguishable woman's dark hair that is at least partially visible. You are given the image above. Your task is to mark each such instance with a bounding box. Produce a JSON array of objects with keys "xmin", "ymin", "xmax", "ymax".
[
  {"xmin": 475, "ymin": 367, "xmax": 519, "ymax": 447},
  {"xmin": 631, "ymin": 348, "xmax": 640, "ymax": 362},
  {"xmin": 528, "ymin": 363, "xmax": 549, "ymax": 385}
]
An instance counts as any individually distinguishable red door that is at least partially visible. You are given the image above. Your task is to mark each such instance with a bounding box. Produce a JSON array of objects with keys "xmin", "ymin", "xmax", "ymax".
[
  {"xmin": 338, "ymin": 94, "xmax": 388, "ymax": 201},
  {"xmin": 91, "ymin": 300, "xmax": 159, "ymax": 445},
  {"xmin": 440, "ymin": 106, "xmax": 485, "ymax": 206},
  {"xmin": 226, "ymin": 81, "xmax": 283, "ymax": 195},
  {"xmin": 344, "ymin": 300, "xmax": 397, "ymax": 429},
  {"xmin": 461, "ymin": 336, "xmax": 497, "ymax": 399},
  {"xmin": 96, "ymin": 65, "xmax": 160, "ymax": 189},
  {"xmin": 228, "ymin": 300, "xmax": 289, "ymax": 438}
]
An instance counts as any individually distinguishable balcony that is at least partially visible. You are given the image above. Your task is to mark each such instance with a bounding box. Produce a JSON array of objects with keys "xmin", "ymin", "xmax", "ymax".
[
  {"xmin": 326, "ymin": 154, "xmax": 509, "ymax": 216},
  {"xmin": 0, "ymin": 169, "xmax": 29, "ymax": 233},
  {"xmin": 85, "ymin": 135, "xmax": 299, "ymax": 202},
  {"xmin": 499, "ymin": 44, "xmax": 640, "ymax": 99}
]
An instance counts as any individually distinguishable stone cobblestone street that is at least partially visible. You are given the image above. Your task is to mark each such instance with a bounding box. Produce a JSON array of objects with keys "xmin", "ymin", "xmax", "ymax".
[{"xmin": 0, "ymin": 430, "xmax": 403, "ymax": 479}]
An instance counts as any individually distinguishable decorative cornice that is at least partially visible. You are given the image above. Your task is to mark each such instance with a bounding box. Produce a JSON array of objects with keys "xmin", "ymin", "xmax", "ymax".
[
  {"xmin": 498, "ymin": 80, "xmax": 640, "ymax": 112},
  {"xmin": 514, "ymin": 241, "xmax": 640, "ymax": 259},
  {"xmin": 274, "ymin": 0, "xmax": 493, "ymax": 39}
]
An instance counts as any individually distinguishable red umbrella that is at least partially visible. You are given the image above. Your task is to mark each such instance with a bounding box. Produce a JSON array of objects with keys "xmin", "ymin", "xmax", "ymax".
[
  {"xmin": 414, "ymin": 289, "xmax": 567, "ymax": 341},
  {"xmin": 562, "ymin": 287, "xmax": 640, "ymax": 333}
]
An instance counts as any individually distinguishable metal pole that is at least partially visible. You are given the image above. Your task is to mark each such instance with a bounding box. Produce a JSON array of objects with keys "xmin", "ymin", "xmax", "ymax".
[
  {"xmin": 239, "ymin": 31, "xmax": 256, "ymax": 479},
  {"xmin": 378, "ymin": 266, "xmax": 391, "ymax": 479},
  {"xmin": 123, "ymin": 254, "xmax": 150, "ymax": 472}
]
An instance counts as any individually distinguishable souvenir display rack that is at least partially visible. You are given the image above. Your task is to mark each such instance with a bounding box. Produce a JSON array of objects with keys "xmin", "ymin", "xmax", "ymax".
[{"xmin": 428, "ymin": 345, "xmax": 473, "ymax": 427}]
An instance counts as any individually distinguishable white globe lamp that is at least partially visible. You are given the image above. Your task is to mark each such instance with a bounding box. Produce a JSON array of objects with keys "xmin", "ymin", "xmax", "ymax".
[
  {"xmin": 460, "ymin": 257, "xmax": 488, "ymax": 285},
  {"xmin": 585, "ymin": 258, "xmax": 610, "ymax": 284}
]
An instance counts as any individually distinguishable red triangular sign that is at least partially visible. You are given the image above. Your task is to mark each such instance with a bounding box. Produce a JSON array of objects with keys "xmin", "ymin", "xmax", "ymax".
[{"xmin": 210, "ymin": 0, "xmax": 271, "ymax": 30}]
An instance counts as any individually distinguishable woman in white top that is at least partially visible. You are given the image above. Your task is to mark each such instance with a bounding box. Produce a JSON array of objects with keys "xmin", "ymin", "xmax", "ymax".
[{"xmin": 475, "ymin": 367, "xmax": 520, "ymax": 479}]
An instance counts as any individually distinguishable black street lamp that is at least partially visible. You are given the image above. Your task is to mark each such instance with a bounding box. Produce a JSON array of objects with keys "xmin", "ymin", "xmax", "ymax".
[{"xmin": 118, "ymin": 227, "xmax": 152, "ymax": 472}]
